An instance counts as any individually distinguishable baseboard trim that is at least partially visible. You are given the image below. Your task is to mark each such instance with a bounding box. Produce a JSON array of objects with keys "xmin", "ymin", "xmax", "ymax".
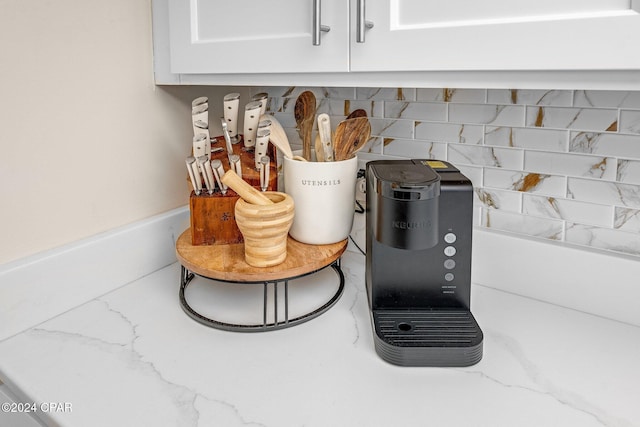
[{"xmin": 0, "ymin": 207, "xmax": 190, "ymax": 341}]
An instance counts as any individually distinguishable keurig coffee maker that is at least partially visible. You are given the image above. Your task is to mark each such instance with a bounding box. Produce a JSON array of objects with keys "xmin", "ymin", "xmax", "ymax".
[{"xmin": 365, "ymin": 160, "xmax": 483, "ymax": 367}]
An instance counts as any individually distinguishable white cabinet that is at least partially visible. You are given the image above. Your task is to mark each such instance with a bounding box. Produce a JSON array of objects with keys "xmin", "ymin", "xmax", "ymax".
[
  {"xmin": 352, "ymin": 0, "xmax": 640, "ymax": 71},
  {"xmin": 166, "ymin": 0, "xmax": 349, "ymax": 74},
  {"xmin": 153, "ymin": 0, "xmax": 640, "ymax": 88}
]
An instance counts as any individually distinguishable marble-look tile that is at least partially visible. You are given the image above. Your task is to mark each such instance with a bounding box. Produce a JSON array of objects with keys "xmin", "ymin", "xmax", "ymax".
[
  {"xmin": 359, "ymin": 135, "xmax": 383, "ymax": 156},
  {"xmin": 565, "ymin": 223, "xmax": 640, "ymax": 257},
  {"xmin": 569, "ymin": 132, "xmax": 640, "ymax": 160},
  {"xmin": 522, "ymin": 195, "xmax": 613, "ymax": 228},
  {"xmin": 384, "ymin": 101, "xmax": 447, "ymax": 121},
  {"xmin": 356, "ymin": 87, "xmax": 416, "ymax": 101},
  {"xmin": 485, "ymin": 127, "xmax": 568, "ymax": 152},
  {"xmin": 487, "ymin": 90, "xmax": 572, "ymax": 106},
  {"xmin": 315, "ymin": 99, "xmax": 383, "ymax": 118},
  {"xmin": 614, "ymin": 207, "xmax": 640, "ymax": 232},
  {"xmin": 480, "ymin": 208, "xmax": 564, "ymax": 240},
  {"xmin": 617, "ymin": 159, "xmax": 640, "ymax": 185},
  {"xmin": 416, "ymin": 88, "xmax": 486, "ymax": 103},
  {"xmin": 484, "ymin": 168, "xmax": 567, "ymax": 197},
  {"xmin": 524, "ymin": 151, "xmax": 617, "ymax": 181},
  {"xmin": 456, "ymin": 164, "xmax": 483, "ymax": 188},
  {"xmin": 526, "ymin": 107, "xmax": 618, "ymax": 131},
  {"xmin": 567, "ymin": 178, "xmax": 640, "ymax": 209},
  {"xmin": 415, "ymin": 122, "xmax": 484, "ymax": 144},
  {"xmin": 619, "ymin": 110, "xmax": 640, "ymax": 134},
  {"xmin": 474, "ymin": 188, "xmax": 522, "ymax": 213},
  {"xmin": 574, "ymin": 90, "xmax": 640, "ymax": 109},
  {"xmin": 382, "ymin": 138, "xmax": 447, "ymax": 159},
  {"xmin": 368, "ymin": 118, "xmax": 414, "ymax": 139},
  {"xmin": 447, "ymin": 144, "xmax": 523, "ymax": 169},
  {"xmin": 449, "ymin": 104, "xmax": 525, "ymax": 127},
  {"xmin": 251, "ymin": 87, "xmax": 356, "ymax": 99}
]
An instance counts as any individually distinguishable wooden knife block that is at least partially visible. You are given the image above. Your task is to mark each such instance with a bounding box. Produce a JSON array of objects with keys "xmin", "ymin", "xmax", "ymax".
[{"xmin": 190, "ymin": 135, "xmax": 278, "ymax": 246}]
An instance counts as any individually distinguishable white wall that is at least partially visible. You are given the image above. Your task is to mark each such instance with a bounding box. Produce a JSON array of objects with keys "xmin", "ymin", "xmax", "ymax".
[{"xmin": 0, "ymin": 0, "xmax": 246, "ymax": 263}]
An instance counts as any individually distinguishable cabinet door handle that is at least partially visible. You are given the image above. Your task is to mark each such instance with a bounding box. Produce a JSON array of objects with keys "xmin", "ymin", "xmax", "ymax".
[
  {"xmin": 313, "ymin": 0, "xmax": 331, "ymax": 46},
  {"xmin": 356, "ymin": 0, "xmax": 374, "ymax": 43}
]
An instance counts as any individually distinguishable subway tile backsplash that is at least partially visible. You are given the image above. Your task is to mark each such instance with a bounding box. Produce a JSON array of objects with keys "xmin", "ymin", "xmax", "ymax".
[{"xmin": 252, "ymin": 87, "xmax": 640, "ymax": 258}]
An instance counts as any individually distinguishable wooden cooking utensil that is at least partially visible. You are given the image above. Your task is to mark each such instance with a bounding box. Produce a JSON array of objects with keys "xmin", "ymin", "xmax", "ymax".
[
  {"xmin": 333, "ymin": 117, "xmax": 371, "ymax": 161},
  {"xmin": 259, "ymin": 114, "xmax": 298, "ymax": 160},
  {"xmin": 294, "ymin": 91, "xmax": 316, "ymax": 161},
  {"xmin": 346, "ymin": 108, "xmax": 368, "ymax": 119}
]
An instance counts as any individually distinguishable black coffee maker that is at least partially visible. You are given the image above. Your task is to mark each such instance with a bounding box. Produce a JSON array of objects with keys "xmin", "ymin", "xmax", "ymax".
[{"xmin": 365, "ymin": 160, "xmax": 483, "ymax": 366}]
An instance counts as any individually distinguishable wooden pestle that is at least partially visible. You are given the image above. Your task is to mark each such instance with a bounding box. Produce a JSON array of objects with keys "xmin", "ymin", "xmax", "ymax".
[{"xmin": 221, "ymin": 170, "xmax": 274, "ymax": 205}]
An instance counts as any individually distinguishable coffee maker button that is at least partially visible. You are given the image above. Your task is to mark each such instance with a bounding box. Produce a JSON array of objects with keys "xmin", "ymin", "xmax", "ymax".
[
  {"xmin": 444, "ymin": 233, "xmax": 457, "ymax": 244},
  {"xmin": 445, "ymin": 273, "xmax": 455, "ymax": 281},
  {"xmin": 444, "ymin": 259, "xmax": 456, "ymax": 269},
  {"xmin": 444, "ymin": 246, "xmax": 457, "ymax": 257}
]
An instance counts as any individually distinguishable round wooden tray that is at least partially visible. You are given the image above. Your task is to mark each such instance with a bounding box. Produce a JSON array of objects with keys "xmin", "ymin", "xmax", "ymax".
[{"xmin": 175, "ymin": 229, "xmax": 348, "ymax": 283}]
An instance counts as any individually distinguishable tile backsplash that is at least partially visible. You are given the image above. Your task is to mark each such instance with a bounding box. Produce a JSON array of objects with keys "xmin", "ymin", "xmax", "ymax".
[{"xmin": 251, "ymin": 87, "xmax": 640, "ymax": 258}]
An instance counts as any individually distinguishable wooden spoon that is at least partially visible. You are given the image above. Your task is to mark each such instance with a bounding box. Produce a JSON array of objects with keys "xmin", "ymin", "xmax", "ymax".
[
  {"xmin": 294, "ymin": 91, "xmax": 316, "ymax": 161},
  {"xmin": 259, "ymin": 114, "xmax": 294, "ymax": 160},
  {"xmin": 346, "ymin": 109, "xmax": 368, "ymax": 119},
  {"xmin": 333, "ymin": 117, "xmax": 371, "ymax": 161}
]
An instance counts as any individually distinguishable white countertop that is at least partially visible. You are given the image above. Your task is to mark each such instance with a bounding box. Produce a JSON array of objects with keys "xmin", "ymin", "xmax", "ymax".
[{"xmin": 1, "ymin": 246, "xmax": 639, "ymax": 427}]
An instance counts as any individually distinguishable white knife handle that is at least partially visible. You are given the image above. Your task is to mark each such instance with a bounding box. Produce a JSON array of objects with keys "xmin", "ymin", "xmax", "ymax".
[
  {"xmin": 229, "ymin": 154, "xmax": 242, "ymax": 179},
  {"xmin": 260, "ymin": 156, "xmax": 270, "ymax": 192},
  {"xmin": 192, "ymin": 134, "xmax": 208, "ymax": 159},
  {"xmin": 186, "ymin": 157, "xmax": 202, "ymax": 195},
  {"xmin": 197, "ymin": 156, "xmax": 213, "ymax": 194},
  {"xmin": 255, "ymin": 128, "xmax": 270, "ymax": 170},
  {"xmin": 223, "ymin": 93, "xmax": 240, "ymax": 143},
  {"xmin": 211, "ymin": 159, "xmax": 227, "ymax": 194},
  {"xmin": 251, "ymin": 93, "xmax": 268, "ymax": 116},
  {"xmin": 243, "ymin": 101, "xmax": 262, "ymax": 148},
  {"xmin": 192, "ymin": 103, "xmax": 208, "ymax": 129},
  {"xmin": 317, "ymin": 113, "xmax": 333, "ymax": 162},
  {"xmin": 192, "ymin": 97, "xmax": 208, "ymax": 109}
]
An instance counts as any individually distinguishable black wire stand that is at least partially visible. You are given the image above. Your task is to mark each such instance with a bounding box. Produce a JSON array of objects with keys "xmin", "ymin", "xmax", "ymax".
[{"xmin": 179, "ymin": 258, "xmax": 345, "ymax": 332}]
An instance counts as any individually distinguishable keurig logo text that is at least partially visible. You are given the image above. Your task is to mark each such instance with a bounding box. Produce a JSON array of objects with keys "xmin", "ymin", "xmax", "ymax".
[{"xmin": 392, "ymin": 220, "xmax": 431, "ymax": 230}]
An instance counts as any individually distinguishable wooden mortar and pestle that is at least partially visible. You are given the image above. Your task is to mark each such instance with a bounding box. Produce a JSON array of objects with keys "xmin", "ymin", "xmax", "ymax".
[{"xmin": 221, "ymin": 170, "xmax": 294, "ymax": 267}]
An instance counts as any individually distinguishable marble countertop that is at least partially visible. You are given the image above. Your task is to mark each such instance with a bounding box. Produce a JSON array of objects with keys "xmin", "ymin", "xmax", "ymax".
[{"xmin": 1, "ymin": 247, "xmax": 639, "ymax": 427}]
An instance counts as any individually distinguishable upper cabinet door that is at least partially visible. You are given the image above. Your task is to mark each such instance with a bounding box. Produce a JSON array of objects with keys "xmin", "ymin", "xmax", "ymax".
[
  {"xmin": 168, "ymin": 0, "xmax": 349, "ymax": 74},
  {"xmin": 350, "ymin": 0, "xmax": 640, "ymax": 71}
]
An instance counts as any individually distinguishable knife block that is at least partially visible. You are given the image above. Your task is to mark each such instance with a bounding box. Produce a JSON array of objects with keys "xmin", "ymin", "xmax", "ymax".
[{"xmin": 189, "ymin": 135, "xmax": 278, "ymax": 246}]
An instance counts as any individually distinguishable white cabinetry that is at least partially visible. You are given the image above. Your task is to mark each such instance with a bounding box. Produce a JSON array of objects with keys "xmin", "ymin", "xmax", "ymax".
[{"xmin": 153, "ymin": 0, "xmax": 640, "ymax": 88}]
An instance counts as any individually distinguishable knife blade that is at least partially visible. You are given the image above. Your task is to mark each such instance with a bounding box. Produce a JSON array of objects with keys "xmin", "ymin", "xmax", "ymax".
[
  {"xmin": 243, "ymin": 101, "xmax": 262, "ymax": 148},
  {"xmin": 223, "ymin": 92, "xmax": 240, "ymax": 144},
  {"xmin": 185, "ymin": 156, "xmax": 202, "ymax": 195},
  {"xmin": 255, "ymin": 128, "xmax": 270, "ymax": 170},
  {"xmin": 317, "ymin": 113, "xmax": 333, "ymax": 162},
  {"xmin": 221, "ymin": 119, "xmax": 234, "ymax": 162}
]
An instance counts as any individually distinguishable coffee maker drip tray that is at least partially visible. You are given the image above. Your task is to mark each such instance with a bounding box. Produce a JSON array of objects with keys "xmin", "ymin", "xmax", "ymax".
[{"xmin": 371, "ymin": 309, "xmax": 483, "ymax": 367}]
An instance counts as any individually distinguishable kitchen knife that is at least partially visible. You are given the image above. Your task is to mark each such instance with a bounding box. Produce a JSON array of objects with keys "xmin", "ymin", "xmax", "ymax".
[
  {"xmin": 223, "ymin": 92, "xmax": 240, "ymax": 143},
  {"xmin": 192, "ymin": 103, "xmax": 208, "ymax": 134},
  {"xmin": 317, "ymin": 113, "xmax": 333, "ymax": 162},
  {"xmin": 203, "ymin": 158, "xmax": 216, "ymax": 195},
  {"xmin": 210, "ymin": 159, "xmax": 227, "ymax": 195},
  {"xmin": 193, "ymin": 121, "xmax": 211, "ymax": 153},
  {"xmin": 251, "ymin": 93, "xmax": 268, "ymax": 116},
  {"xmin": 243, "ymin": 101, "xmax": 262, "ymax": 148},
  {"xmin": 192, "ymin": 96, "xmax": 208, "ymax": 109},
  {"xmin": 229, "ymin": 154, "xmax": 242, "ymax": 179},
  {"xmin": 221, "ymin": 119, "xmax": 234, "ymax": 162},
  {"xmin": 260, "ymin": 156, "xmax": 270, "ymax": 192},
  {"xmin": 185, "ymin": 156, "xmax": 202, "ymax": 195},
  {"xmin": 197, "ymin": 156, "xmax": 214, "ymax": 194},
  {"xmin": 255, "ymin": 128, "xmax": 270, "ymax": 170},
  {"xmin": 193, "ymin": 133, "xmax": 209, "ymax": 159}
]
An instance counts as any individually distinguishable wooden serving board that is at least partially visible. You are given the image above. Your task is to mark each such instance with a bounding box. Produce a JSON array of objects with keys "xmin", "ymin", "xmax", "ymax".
[
  {"xmin": 176, "ymin": 229, "xmax": 347, "ymax": 282},
  {"xmin": 190, "ymin": 135, "xmax": 278, "ymax": 246}
]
